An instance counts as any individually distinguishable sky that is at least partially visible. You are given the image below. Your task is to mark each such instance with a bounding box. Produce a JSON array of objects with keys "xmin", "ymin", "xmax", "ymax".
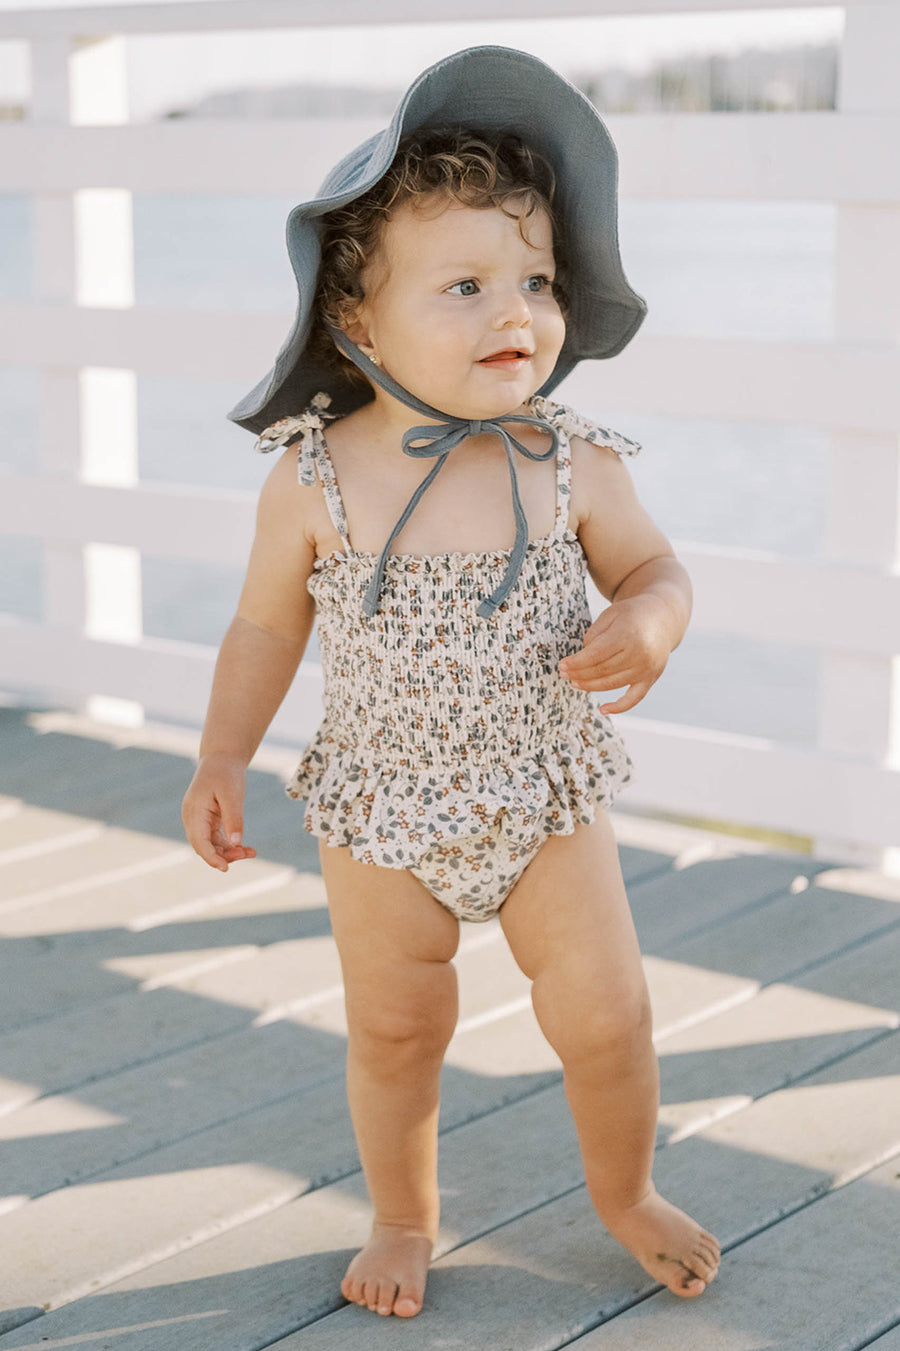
[{"xmin": 0, "ymin": 6, "xmax": 844, "ymax": 121}]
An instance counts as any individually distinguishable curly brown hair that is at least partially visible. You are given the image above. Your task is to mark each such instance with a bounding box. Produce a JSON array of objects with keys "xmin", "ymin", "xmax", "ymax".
[{"xmin": 305, "ymin": 125, "xmax": 569, "ymax": 394}]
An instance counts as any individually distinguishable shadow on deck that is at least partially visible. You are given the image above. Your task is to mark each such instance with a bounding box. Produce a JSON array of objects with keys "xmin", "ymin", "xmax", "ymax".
[{"xmin": 0, "ymin": 701, "xmax": 898, "ymax": 1351}]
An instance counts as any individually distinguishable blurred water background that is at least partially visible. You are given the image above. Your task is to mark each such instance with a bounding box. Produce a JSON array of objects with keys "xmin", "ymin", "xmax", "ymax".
[{"xmin": 0, "ymin": 191, "xmax": 831, "ymax": 744}]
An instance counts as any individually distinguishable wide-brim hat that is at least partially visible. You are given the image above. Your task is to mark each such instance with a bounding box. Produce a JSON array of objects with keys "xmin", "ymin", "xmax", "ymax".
[{"xmin": 227, "ymin": 43, "xmax": 647, "ymax": 435}]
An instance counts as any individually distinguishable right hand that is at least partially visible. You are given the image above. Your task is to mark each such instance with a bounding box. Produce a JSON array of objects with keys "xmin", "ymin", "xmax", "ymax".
[{"xmin": 182, "ymin": 753, "xmax": 258, "ymax": 872}]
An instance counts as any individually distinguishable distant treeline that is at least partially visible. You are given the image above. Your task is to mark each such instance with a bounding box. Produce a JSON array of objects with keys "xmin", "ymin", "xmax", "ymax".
[
  {"xmin": 160, "ymin": 42, "xmax": 837, "ymax": 119},
  {"xmin": 576, "ymin": 42, "xmax": 838, "ymax": 113},
  {"xmin": 0, "ymin": 41, "xmax": 838, "ymax": 122}
]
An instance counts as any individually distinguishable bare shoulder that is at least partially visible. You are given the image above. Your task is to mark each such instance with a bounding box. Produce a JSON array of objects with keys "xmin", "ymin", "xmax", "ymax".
[
  {"xmin": 567, "ymin": 431, "xmax": 638, "ymax": 531},
  {"xmin": 235, "ymin": 443, "xmax": 319, "ymax": 642},
  {"xmin": 257, "ymin": 439, "xmax": 319, "ymax": 547},
  {"xmin": 568, "ymin": 432, "xmax": 673, "ymax": 599}
]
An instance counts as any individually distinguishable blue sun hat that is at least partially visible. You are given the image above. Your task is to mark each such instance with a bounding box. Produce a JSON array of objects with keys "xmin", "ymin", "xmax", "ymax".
[{"xmin": 228, "ymin": 44, "xmax": 647, "ymax": 619}]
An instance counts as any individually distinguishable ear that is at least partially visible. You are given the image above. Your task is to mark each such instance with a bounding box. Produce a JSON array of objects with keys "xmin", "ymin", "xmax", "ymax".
[{"xmin": 337, "ymin": 305, "xmax": 376, "ymax": 359}]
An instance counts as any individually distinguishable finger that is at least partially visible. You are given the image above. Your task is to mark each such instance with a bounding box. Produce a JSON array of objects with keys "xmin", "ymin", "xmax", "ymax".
[
  {"xmin": 568, "ymin": 667, "xmax": 639, "ymax": 692},
  {"xmin": 560, "ymin": 643, "xmax": 627, "ymax": 676},
  {"xmin": 184, "ymin": 806, "xmax": 232, "ymax": 873},
  {"xmin": 598, "ymin": 681, "xmax": 651, "ymax": 715},
  {"xmin": 186, "ymin": 829, "xmax": 230, "ymax": 872},
  {"xmin": 220, "ymin": 843, "xmax": 257, "ymax": 862},
  {"xmin": 215, "ymin": 796, "xmax": 245, "ymax": 850}
]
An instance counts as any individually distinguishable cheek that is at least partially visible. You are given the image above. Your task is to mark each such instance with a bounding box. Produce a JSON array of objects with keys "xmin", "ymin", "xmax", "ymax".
[{"xmin": 542, "ymin": 308, "xmax": 567, "ymax": 353}]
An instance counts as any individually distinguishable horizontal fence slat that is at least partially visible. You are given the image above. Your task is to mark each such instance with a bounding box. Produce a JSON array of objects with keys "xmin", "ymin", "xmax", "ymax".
[
  {"xmin": 620, "ymin": 715, "xmax": 900, "ymax": 850},
  {"xmin": 558, "ymin": 337, "xmax": 900, "ymax": 434},
  {"xmin": 0, "ymin": 618, "xmax": 323, "ymax": 746},
  {"xmin": 615, "ymin": 112, "xmax": 900, "ymax": 204},
  {"xmin": 2, "ymin": 114, "xmax": 898, "ymax": 202},
  {"xmin": 0, "ymin": 119, "xmax": 383, "ymax": 196},
  {"xmin": 4, "ymin": 478, "xmax": 900, "ymax": 656},
  {"xmin": 2, "ymin": 307, "xmax": 898, "ymax": 433},
  {"xmin": 0, "ymin": 476, "xmax": 258, "ymax": 565},
  {"xmin": 676, "ymin": 544, "xmax": 900, "ymax": 657},
  {"xmin": 0, "ymin": 0, "xmax": 854, "ymax": 40}
]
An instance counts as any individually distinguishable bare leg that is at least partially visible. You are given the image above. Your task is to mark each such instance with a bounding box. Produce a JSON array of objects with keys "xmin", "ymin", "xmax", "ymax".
[
  {"xmin": 499, "ymin": 810, "xmax": 721, "ymax": 1297},
  {"xmin": 319, "ymin": 839, "xmax": 460, "ymax": 1317}
]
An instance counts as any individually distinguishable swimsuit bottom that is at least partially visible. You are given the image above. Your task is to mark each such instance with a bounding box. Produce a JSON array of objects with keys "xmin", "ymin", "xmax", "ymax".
[{"xmin": 407, "ymin": 817, "xmax": 553, "ymax": 922}]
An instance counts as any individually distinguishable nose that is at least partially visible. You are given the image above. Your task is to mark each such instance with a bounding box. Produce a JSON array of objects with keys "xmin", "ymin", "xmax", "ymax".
[{"xmin": 492, "ymin": 282, "xmax": 532, "ymax": 330}]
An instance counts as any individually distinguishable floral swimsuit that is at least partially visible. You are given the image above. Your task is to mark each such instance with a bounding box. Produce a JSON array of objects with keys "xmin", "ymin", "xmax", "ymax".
[{"xmin": 259, "ymin": 393, "xmax": 640, "ymax": 923}]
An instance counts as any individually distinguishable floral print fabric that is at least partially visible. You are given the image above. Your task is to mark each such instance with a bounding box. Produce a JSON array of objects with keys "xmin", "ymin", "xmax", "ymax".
[{"xmin": 256, "ymin": 393, "xmax": 641, "ymax": 921}]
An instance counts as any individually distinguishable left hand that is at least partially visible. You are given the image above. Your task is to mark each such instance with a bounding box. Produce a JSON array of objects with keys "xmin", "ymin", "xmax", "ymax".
[{"xmin": 558, "ymin": 594, "xmax": 675, "ymax": 714}]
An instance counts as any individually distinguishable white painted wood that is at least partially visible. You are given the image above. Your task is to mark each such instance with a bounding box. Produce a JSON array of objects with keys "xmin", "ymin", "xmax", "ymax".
[
  {"xmin": 2, "ymin": 114, "xmax": 899, "ymax": 201},
  {"xmin": 0, "ymin": 620, "xmax": 326, "ymax": 743},
  {"xmin": 0, "ymin": 0, "xmax": 866, "ymax": 41},
  {"xmin": 0, "ymin": 118, "xmax": 384, "ymax": 194},
  {"xmin": 26, "ymin": 35, "xmax": 70, "ymax": 123},
  {"xmin": 840, "ymin": 0, "xmax": 900, "ymax": 115},
  {"xmin": 818, "ymin": 1, "xmax": 900, "ymax": 870},
  {"xmin": 0, "ymin": 477, "xmax": 257, "ymax": 565},
  {"xmin": 825, "ymin": 430, "xmax": 900, "ymax": 568},
  {"xmin": 30, "ymin": 193, "xmax": 76, "ymax": 302},
  {"xmin": 674, "ymin": 544, "xmax": 900, "ymax": 655},
  {"xmin": 29, "ymin": 44, "xmax": 89, "ymax": 716},
  {"xmin": 557, "ymin": 335, "xmax": 900, "ymax": 433},
  {"xmin": 620, "ymin": 717, "xmax": 900, "ymax": 850}
]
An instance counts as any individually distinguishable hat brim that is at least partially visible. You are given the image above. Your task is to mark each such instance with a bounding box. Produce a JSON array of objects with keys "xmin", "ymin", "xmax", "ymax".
[{"xmin": 228, "ymin": 45, "xmax": 647, "ymax": 434}]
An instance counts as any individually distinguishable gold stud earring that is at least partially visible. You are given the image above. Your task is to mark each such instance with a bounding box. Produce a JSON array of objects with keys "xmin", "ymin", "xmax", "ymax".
[{"xmin": 369, "ymin": 352, "xmax": 381, "ymax": 366}]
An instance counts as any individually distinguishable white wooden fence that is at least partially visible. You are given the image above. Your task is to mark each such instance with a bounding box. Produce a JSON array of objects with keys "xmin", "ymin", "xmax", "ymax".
[{"xmin": 1, "ymin": 0, "xmax": 899, "ymax": 869}]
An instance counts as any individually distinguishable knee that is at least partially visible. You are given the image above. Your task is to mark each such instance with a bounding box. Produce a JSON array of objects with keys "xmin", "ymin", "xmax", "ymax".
[
  {"xmin": 533, "ymin": 971, "xmax": 653, "ymax": 1068},
  {"xmin": 346, "ymin": 960, "xmax": 458, "ymax": 1062}
]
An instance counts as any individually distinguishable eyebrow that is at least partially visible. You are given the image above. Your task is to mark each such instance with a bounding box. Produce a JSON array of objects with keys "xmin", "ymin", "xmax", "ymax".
[{"xmin": 431, "ymin": 251, "xmax": 556, "ymax": 275}]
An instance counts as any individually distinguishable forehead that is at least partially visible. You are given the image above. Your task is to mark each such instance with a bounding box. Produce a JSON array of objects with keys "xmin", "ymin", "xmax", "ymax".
[{"xmin": 380, "ymin": 195, "xmax": 555, "ymax": 267}]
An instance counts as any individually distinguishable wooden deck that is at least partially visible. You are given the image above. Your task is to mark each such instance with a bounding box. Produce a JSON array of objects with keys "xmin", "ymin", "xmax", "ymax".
[{"xmin": 0, "ymin": 700, "xmax": 898, "ymax": 1350}]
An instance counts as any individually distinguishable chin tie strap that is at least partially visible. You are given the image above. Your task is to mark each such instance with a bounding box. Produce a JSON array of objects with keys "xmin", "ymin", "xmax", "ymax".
[{"xmin": 327, "ymin": 325, "xmax": 560, "ymax": 620}]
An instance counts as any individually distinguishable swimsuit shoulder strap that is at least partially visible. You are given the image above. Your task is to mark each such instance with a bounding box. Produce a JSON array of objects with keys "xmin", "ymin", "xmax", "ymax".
[
  {"xmin": 528, "ymin": 395, "xmax": 642, "ymax": 538},
  {"xmin": 531, "ymin": 395, "xmax": 642, "ymax": 460},
  {"xmin": 254, "ymin": 395, "xmax": 352, "ymax": 553}
]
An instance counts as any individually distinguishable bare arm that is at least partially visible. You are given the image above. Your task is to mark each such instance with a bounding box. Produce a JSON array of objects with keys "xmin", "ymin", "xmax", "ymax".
[
  {"xmin": 183, "ymin": 444, "xmax": 318, "ymax": 869},
  {"xmin": 559, "ymin": 437, "xmax": 692, "ymax": 714}
]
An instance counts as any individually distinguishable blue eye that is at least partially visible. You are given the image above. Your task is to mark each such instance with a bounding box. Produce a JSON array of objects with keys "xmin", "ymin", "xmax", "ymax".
[
  {"xmin": 449, "ymin": 279, "xmax": 479, "ymax": 296},
  {"xmin": 525, "ymin": 275, "xmax": 552, "ymax": 293}
]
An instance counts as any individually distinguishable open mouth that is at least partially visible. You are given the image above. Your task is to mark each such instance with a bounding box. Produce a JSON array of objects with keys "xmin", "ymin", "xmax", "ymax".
[{"xmin": 478, "ymin": 349, "xmax": 531, "ymax": 365}]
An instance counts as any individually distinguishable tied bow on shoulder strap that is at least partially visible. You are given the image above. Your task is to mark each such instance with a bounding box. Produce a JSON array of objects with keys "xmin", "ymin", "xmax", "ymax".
[{"xmin": 327, "ymin": 325, "xmax": 560, "ymax": 621}]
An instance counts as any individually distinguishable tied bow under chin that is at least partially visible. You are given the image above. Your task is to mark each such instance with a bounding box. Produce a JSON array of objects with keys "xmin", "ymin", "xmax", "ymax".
[{"xmin": 326, "ymin": 325, "xmax": 560, "ymax": 620}]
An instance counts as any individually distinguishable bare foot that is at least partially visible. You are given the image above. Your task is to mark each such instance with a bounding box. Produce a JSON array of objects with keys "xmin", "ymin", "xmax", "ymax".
[
  {"xmin": 602, "ymin": 1187, "xmax": 720, "ymax": 1297},
  {"xmin": 340, "ymin": 1222, "xmax": 434, "ymax": 1317}
]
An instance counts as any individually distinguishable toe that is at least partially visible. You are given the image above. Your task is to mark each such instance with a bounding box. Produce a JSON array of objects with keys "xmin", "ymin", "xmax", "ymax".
[
  {"xmin": 692, "ymin": 1246, "xmax": 719, "ymax": 1280},
  {"xmin": 376, "ymin": 1280, "xmax": 397, "ymax": 1316},
  {"xmin": 364, "ymin": 1279, "xmax": 381, "ymax": 1311},
  {"xmin": 394, "ymin": 1283, "xmax": 422, "ymax": 1318},
  {"xmin": 341, "ymin": 1275, "xmax": 360, "ymax": 1304}
]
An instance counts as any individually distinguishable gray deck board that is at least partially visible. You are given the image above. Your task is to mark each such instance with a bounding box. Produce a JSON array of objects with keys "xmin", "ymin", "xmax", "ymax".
[{"xmin": 0, "ymin": 705, "xmax": 897, "ymax": 1350}]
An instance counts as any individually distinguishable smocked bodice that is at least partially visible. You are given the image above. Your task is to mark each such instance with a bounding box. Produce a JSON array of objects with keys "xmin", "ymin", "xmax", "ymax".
[{"xmin": 253, "ymin": 393, "xmax": 641, "ymax": 867}]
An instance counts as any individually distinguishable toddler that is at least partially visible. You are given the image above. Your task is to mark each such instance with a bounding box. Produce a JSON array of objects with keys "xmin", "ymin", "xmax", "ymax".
[{"xmin": 183, "ymin": 45, "xmax": 720, "ymax": 1321}]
